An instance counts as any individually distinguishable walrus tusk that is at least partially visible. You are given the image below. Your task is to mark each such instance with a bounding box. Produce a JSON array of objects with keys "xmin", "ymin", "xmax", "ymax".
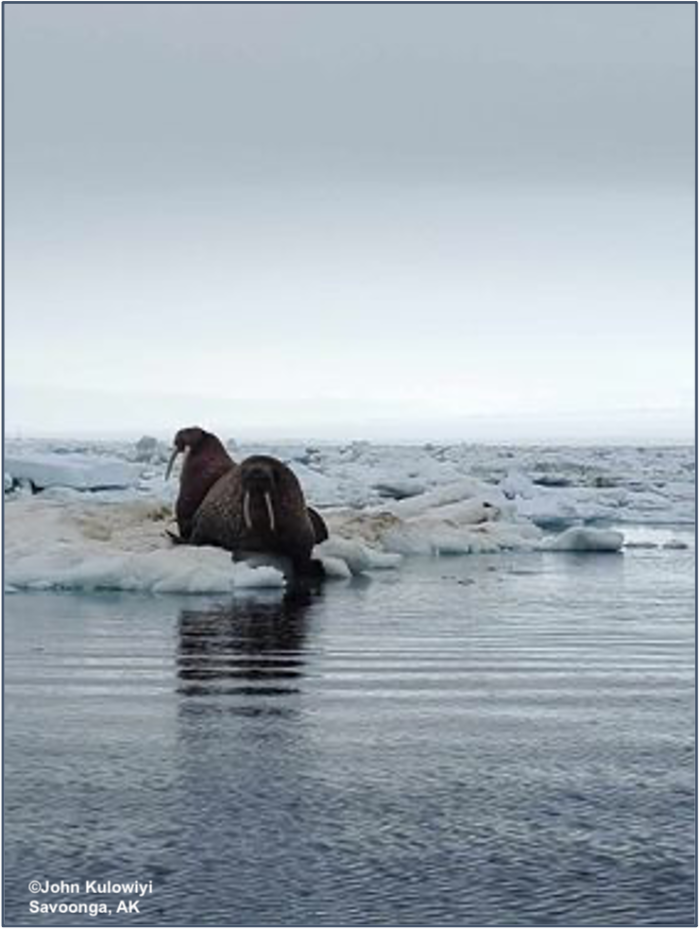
[
  {"xmin": 165, "ymin": 448, "xmax": 179, "ymax": 480},
  {"xmin": 165, "ymin": 446, "xmax": 190, "ymax": 480},
  {"xmin": 264, "ymin": 491, "xmax": 276, "ymax": 533},
  {"xmin": 243, "ymin": 490, "xmax": 252, "ymax": 529}
]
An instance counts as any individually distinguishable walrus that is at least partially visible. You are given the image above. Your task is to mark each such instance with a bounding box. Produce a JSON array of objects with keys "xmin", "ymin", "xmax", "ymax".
[
  {"xmin": 166, "ymin": 427, "xmax": 328, "ymax": 547},
  {"xmin": 189, "ymin": 454, "xmax": 325, "ymax": 577},
  {"xmin": 165, "ymin": 426, "xmax": 235, "ymax": 541}
]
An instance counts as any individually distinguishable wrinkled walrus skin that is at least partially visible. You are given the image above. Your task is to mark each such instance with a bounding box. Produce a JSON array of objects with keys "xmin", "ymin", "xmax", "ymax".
[
  {"xmin": 189, "ymin": 455, "xmax": 324, "ymax": 576},
  {"xmin": 167, "ymin": 427, "xmax": 236, "ymax": 541}
]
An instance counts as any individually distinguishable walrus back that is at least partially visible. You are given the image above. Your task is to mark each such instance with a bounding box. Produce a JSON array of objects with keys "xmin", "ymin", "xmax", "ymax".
[{"xmin": 177, "ymin": 459, "xmax": 235, "ymax": 538}]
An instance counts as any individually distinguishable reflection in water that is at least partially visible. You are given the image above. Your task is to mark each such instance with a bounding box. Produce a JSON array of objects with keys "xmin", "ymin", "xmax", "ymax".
[
  {"xmin": 176, "ymin": 585, "xmax": 319, "ymax": 701},
  {"xmin": 3, "ymin": 548, "xmax": 696, "ymax": 927}
]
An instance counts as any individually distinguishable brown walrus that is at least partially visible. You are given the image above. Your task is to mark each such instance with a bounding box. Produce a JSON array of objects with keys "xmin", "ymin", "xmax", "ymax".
[
  {"xmin": 165, "ymin": 426, "xmax": 235, "ymax": 541},
  {"xmin": 189, "ymin": 454, "xmax": 325, "ymax": 576}
]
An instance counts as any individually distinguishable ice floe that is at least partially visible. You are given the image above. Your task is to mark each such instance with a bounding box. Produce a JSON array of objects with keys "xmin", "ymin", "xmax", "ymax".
[
  {"xmin": 3, "ymin": 438, "xmax": 693, "ymax": 594},
  {"xmin": 4, "ymin": 498, "xmax": 285, "ymax": 594}
]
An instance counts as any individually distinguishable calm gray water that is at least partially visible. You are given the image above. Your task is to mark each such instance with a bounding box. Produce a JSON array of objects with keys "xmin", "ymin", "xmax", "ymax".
[{"xmin": 4, "ymin": 542, "xmax": 696, "ymax": 926}]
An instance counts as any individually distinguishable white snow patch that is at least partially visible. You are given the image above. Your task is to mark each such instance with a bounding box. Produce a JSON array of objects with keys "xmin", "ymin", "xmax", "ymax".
[
  {"xmin": 386, "ymin": 478, "xmax": 500, "ymax": 518},
  {"xmin": 322, "ymin": 479, "xmax": 542, "ymax": 558}
]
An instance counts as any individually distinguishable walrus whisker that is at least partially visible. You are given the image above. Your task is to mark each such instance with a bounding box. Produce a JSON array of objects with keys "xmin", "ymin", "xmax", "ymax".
[
  {"xmin": 264, "ymin": 491, "xmax": 276, "ymax": 533},
  {"xmin": 243, "ymin": 490, "xmax": 252, "ymax": 529}
]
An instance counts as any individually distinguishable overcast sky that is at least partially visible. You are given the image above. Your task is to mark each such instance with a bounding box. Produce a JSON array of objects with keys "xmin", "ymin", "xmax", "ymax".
[{"xmin": 5, "ymin": 3, "xmax": 695, "ymax": 442}]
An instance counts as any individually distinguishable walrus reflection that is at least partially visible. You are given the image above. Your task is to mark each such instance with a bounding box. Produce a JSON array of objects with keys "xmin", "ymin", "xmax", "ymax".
[{"xmin": 177, "ymin": 590, "xmax": 316, "ymax": 699}]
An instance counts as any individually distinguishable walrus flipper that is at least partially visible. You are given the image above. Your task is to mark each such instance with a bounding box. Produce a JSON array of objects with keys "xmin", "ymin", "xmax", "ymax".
[
  {"xmin": 307, "ymin": 507, "xmax": 329, "ymax": 544},
  {"xmin": 166, "ymin": 529, "xmax": 187, "ymax": 545}
]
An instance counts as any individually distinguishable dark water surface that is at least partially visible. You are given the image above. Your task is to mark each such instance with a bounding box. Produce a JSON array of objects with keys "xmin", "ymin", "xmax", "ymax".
[{"xmin": 4, "ymin": 546, "xmax": 696, "ymax": 926}]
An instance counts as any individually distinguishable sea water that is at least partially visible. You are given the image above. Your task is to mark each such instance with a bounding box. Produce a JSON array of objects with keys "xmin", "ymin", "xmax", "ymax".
[{"xmin": 4, "ymin": 535, "xmax": 695, "ymax": 926}]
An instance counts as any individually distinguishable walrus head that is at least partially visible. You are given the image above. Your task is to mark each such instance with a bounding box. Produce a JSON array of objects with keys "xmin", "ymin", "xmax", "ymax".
[
  {"xmin": 240, "ymin": 457, "xmax": 283, "ymax": 535},
  {"xmin": 165, "ymin": 426, "xmax": 209, "ymax": 480}
]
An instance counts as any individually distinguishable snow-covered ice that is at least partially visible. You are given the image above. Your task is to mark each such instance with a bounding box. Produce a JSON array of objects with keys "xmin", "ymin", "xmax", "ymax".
[
  {"xmin": 3, "ymin": 438, "xmax": 693, "ymax": 594},
  {"xmin": 4, "ymin": 497, "xmax": 286, "ymax": 594},
  {"xmin": 5, "ymin": 451, "xmax": 139, "ymax": 491}
]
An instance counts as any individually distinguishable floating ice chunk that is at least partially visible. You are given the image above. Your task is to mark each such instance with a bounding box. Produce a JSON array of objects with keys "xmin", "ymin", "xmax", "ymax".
[
  {"xmin": 4, "ymin": 472, "xmax": 13, "ymax": 493},
  {"xmin": 318, "ymin": 555, "xmax": 353, "ymax": 579},
  {"xmin": 5, "ymin": 452, "xmax": 139, "ymax": 491},
  {"xmin": 544, "ymin": 527, "xmax": 624, "ymax": 552},
  {"xmin": 6, "ymin": 546, "xmax": 285, "ymax": 594},
  {"xmin": 323, "ymin": 479, "xmax": 541, "ymax": 557},
  {"xmin": 386, "ymin": 479, "xmax": 499, "ymax": 519},
  {"xmin": 515, "ymin": 493, "xmax": 588, "ymax": 530},
  {"xmin": 382, "ymin": 523, "xmax": 500, "ymax": 556},
  {"xmin": 373, "ymin": 478, "xmax": 426, "ymax": 500},
  {"xmin": 4, "ymin": 492, "xmax": 401, "ymax": 595},
  {"xmin": 422, "ymin": 498, "xmax": 505, "ymax": 525},
  {"xmin": 286, "ymin": 462, "xmax": 349, "ymax": 507},
  {"xmin": 500, "ymin": 470, "xmax": 537, "ymax": 500},
  {"xmin": 316, "ymin": 536, "xmax": 402, "ymax": 573},
  {"xmin": 382, "ymin": 518, "xmax": 541, "ymax": 557},
  {"xmin": 4, "ymin": 497, "xmax": 285, "ymax": 593},
  {"xmin": 134, "ymin": 435, "xmax": 163, "ymax": 463},
  {"xmin": 324, "ymin": 509, "xmax": 404, "ymax": 547}
]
